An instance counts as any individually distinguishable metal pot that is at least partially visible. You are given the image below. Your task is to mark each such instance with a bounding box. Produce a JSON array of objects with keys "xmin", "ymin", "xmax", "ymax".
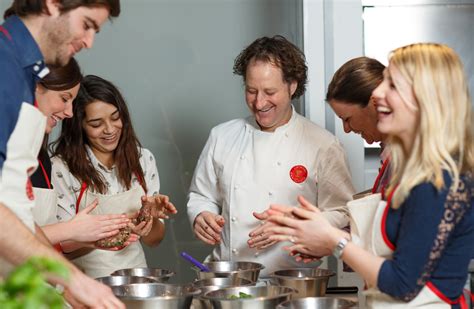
[
  {"xmin": 110, "ymin": 267, "xmax": 175, "ymax": 282},
  {"xmin": 194, "ymin": 261, "xmax": 264, "ymax": 283},
  {"xmin": 276, "ymin": 296, "xmax": 357, "ymax": 308},
  {"xmin": 96, "ymin": 275, "xmax": 157, "ymax": 286},
  {"xmin": 111, "ymin": 282, "xmax": 200, "ymax": 309},
  {"xmin": 269, "ymin": 268, "xmax": 335, "ymax": 298},
  {"xmin": 192, "ymin": 277, "xmax": 254, "ymax": 309},
  {"xmin": 203, "ymin": 285, "xmax": 294, "ymax": 309}
]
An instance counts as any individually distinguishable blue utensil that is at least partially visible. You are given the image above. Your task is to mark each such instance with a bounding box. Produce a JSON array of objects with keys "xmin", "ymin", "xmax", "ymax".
[{"xmin": 180, "ymin": 252, "xmax": 210, "ymax": 272}]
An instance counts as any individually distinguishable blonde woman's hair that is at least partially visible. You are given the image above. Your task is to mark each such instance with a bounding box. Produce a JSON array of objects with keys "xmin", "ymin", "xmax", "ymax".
[{"xmin": 386, "ymin": 43, "xmax": 474, "ymax": 208}]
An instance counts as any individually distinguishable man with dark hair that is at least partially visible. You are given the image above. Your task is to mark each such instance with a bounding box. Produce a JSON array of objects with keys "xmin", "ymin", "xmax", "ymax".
[
  {"xmin": 0, "ymin": 1, "xmax": 124, "ymax": 307},
  {"xmin": 187, "ymin": 35, "xmax": 354, "ymax": 275}
]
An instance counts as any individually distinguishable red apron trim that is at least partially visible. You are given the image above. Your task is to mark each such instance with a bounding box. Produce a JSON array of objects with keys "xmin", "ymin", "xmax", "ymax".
[
  {"xmin": 289, "ymin": 165, "xmax": 308, "ymax": 183},
  {"xmin": 75, "ymin": 172, "xmax": 146, "ymax": 214},
  {"xmin": 0, "ymin": 26, "xmax": 12, "ymax": 41},
  {"xmin": 426, "ymin": 281, "xmax": 466, "ymax": 306},
  {"xmin": 34, "ymin": 99, "xmax": 38, "ymax": 108},
  {"xmin": 53, "ymin": 243, "xmax": 63, "ymax": 254},
  {"xmin": 38, "ymin": 159, "xmax": 51, "ymax": 189},
  {"xmin": 372, "ymin": 158, "xmax": 390, "ymax": 194}
]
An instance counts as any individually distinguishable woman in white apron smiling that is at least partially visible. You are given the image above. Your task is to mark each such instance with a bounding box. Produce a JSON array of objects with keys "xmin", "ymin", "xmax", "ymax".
[
  {"xmin": 30, "ymin": 60, "xmax": 131, "ymax": 254},
  {"xmin": 264, "ymin": 43, "xmax": 473, "ymax": 308},
  {"xmin": 50, "ymin": 75, "xmax": 177, "ymax": 278}
]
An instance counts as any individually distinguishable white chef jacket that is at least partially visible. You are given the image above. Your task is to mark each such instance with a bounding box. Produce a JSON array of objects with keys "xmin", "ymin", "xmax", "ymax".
[{"xmin": 187, "ymin": 109, "xmax": 355, "ymax": 275}]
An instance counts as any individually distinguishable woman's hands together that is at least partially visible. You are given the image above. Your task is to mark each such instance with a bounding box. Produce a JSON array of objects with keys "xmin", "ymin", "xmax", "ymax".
[{"xmin": 264, "ymin": 196, "xmax": 347, "ymax": 259}]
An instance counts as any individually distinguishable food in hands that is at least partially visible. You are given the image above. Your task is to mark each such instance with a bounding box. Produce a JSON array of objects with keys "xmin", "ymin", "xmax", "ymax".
[{"xmin": 95, "ymin": 204, "xmax": 150, "ymax": 248}]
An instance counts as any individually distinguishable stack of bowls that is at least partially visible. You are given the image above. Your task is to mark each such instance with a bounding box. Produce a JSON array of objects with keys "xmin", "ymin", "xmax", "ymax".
[
  {"xmin": 111, "ymin": 282, "xmax": 201, "ymax": 309},
  {"xmin": 96, "ymin": 275, "xmax": 157, "ymax": 286},
  {"xmin": 269, "ymin": 268, "xmax": 335, "ymax": 298},
  {"xmin": 111, "ymin": 267, "xmax": 175, "ymax": 283},
  {"xmin": 194, "ymin": 261, "xmax": 264, "ymax": 283},
  {"xmin": 276, "ymin": 297, "xmax": 357, "ymax": 308},
  {"xmin": 203, "ymin": 285, "xmax": 294, "ymax": 309},
  {"xmin": 192, "ymin": 277, "xmax": 254, "ymax": 309}
]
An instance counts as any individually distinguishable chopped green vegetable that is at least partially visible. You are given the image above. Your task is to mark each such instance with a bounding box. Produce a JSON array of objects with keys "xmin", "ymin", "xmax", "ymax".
[
  {"xmin": 0, "ymin": 257, "xmax": 69, "ymax": 309},
  {"xmin": 227, "ymin": 292, "xmax": 253, "ymax": 299}
]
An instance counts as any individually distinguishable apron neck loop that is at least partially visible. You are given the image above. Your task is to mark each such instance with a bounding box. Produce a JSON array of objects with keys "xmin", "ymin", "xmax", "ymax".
[
  {"xmin": 372, "ymin": 158, "xmax": 390, "ymax": 194},
  {"xmin": 38, "ymin": 159, "xmax": 51, "ymax": 189}
]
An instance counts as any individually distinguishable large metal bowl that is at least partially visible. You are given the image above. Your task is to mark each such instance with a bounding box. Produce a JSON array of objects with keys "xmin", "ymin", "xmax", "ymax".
[
  {"xmin": 203, "ymin": 285, "xmax": 294, "ymax": 309},
  {"xmin": 192, "ymin": 277, "xmax": 254, "ymax": 309},
  {"xmin": 96, "ymin": 275, "xmax": 157, "ymax": 286},
  {"xmin": 111, "ymin": 282, "xmax": 200, "ymax": 309},
  {"xmin": 276, "ymin": 296, "xmax": 357, "ymax": 308},
  {"xmin": 110, "ymin": 267, "xmax": 175, "ymax": 282},
  {"xmin": 270, "ymin": 268, "xmax": 335, "ymax": 298},
  {"xmin": 194, "ymin": 261, "xmax": 264, "ymax": 283}
]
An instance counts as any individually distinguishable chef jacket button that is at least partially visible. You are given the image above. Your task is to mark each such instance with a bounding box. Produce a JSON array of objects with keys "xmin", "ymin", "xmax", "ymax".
[
  {"xmin": 268, "ymin": 191, "xmax": 273, "ymax": 197},
  {"xmin": 240, "ymin": 155, "xmax": 245, "ymax": 160},
  {"xmin": 277, "ymin": 161, "xmax": 281, "ymax": 166},
  {"xmin": 33, "ymin": 65, "xmax": 40, "ymax": 71},
  {"xmin": 254, "ymin": 252, "xmax": 259, "ymax": 257},
  {"xmin": 232, "ymin": 248, "xmax": 238, "ymax": 254},
  {"xmin": 234, "ymin": 184, "xmax": 239, "ymax": 190},
  {"xmin": 285, "ymin": 133, "xmax": 289, "ymax": 138},
  {"xmin": 231, "ymin": 217, "xmax": 237, "ymax": 222},
  {"xmin": 36, "ymin": 60, "xmax": 42, "ymax": 65}
]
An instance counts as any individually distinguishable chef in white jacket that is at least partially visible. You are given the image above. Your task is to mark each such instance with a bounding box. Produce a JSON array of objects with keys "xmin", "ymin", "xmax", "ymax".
[{"xmin": 187, "ymin": 35, "xmax": 355, "ymax": 276}]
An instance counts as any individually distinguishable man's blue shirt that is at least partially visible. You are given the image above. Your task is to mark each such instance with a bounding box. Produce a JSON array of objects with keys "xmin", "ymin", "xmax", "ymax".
[{"xmin": 0, "ymin": 15, "xmax": 48, "ymax": 171}]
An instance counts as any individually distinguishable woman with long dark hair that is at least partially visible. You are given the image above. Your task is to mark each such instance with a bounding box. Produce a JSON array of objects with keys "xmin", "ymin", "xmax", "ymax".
[{"xmin": 51, "ymin": 75, "xmax": 176, "ymax": 278}]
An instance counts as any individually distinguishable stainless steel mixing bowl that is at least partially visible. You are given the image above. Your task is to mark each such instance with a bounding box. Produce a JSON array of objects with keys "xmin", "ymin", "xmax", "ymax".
[
  {"xmin": 269, "ymin": 268, "xmax": 335, "ymax": 298},
  {"xmin": 194, "ymin": 261, "xmax": 264, "ymax": 283},
  {"xmin": 276, "ymin": 296, "xmax": 357, "ymax": 308},
  {"xmin": 110, "ymin": 267, "xmax": 175, "ymax": 282},
  {"xmin": 111, "ymin": 282, "xmax": 200, "ymax": 309},
  {"xmin": 203, "ymin": 285, "xmax": 294, "ymax": 309},
  {"xmin": 192, "ymin": 277, "xmax": 254, "ymax": 309},
  {"xmin": 96, "ymin": 275, "xmax": 157, "ymax": 286}
]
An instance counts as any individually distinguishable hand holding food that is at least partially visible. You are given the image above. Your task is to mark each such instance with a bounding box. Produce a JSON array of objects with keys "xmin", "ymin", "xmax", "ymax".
[{"xmin": 141, "ymin": 194, "xmax": 177, "ymax": 220}]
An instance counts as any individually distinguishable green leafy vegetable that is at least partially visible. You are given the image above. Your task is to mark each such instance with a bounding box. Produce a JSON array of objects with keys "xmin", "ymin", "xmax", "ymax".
[
  {"xmin": 227, "ymin": 291, "xmax": 253, "ymax": 299},
  {"xmin": 0, "ymin": 257, "xmax": 69, "ymax": 309}
]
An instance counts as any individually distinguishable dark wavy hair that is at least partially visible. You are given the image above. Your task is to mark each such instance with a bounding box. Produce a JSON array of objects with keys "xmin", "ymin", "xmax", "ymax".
[
  {"xmin": 4, "ymin": 0, "xmax": 120, "ymax": 19},
  {"xmin": 326, "ymin": 57, "xmax": 385, "ymax": 107},
  {"xmin": 39, "ymin": 58, "xmax": 82, "ymax": 91},
  {"xmin": 52, "ymin": 75, "xmax": 146, "ymax": 194},
  {"xmin": 233, "ymin": 35, "xmax": 307, "ymax": 99}
]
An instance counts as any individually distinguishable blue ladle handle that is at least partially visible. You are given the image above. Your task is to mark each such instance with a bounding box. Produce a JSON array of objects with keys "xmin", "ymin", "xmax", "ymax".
[{"xmin": 180, "ymin": 252, "xmax": 210, "ymax": 272}]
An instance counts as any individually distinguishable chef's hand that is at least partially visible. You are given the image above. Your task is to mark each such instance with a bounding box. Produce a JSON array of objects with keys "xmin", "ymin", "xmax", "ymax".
[
  {"xmin": 193, "ymin": 211, "xmax": 225, "ymax": 245},
  {"xmin": 248, "ymin": 205, "xmax": 296, "ymax": 249},
  {"xmin": 141, "ymin": 194, "xmax": 178, "ymax": 220},
  {"xmin": 68, "ymin": 199, "xmax": 130, "ymax": 242}
]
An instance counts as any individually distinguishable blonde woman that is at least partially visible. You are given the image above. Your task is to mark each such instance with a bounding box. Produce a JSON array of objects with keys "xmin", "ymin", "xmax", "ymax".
[{"xmin": 263, "ymin": 43, "xmax": 473, "ymax": 308}]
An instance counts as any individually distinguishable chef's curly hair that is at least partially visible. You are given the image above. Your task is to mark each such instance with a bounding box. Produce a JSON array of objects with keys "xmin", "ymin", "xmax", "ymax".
[{"xmin": 233, "ymin": 35, "xmax": 307, "ymax": 99}]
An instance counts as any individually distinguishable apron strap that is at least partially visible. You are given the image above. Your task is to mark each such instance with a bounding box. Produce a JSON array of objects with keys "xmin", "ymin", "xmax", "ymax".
[
  {"xmin": 380, "ymin": 184, "xmax": 398, "ymax": 251},
  {"xmin": 37, "ymin": 159, "xmax": 51, "ymax": 189},
  {"xmin": 75, "ymin": 182, "xmax": 88, "ymax": 214},
  {"xmin": 134, "ymin": 171, "xmax": 146, "ymax": 193},
  {"xmin": 372, "ymin": 158, "xmax": 390, "ymax": 194}
]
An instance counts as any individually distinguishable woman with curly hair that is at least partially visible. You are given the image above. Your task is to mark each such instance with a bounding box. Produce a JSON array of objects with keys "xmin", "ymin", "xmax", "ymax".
[{"xmin": 187, "ymin": 35, "xmax": 354, "ymax": 275}]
